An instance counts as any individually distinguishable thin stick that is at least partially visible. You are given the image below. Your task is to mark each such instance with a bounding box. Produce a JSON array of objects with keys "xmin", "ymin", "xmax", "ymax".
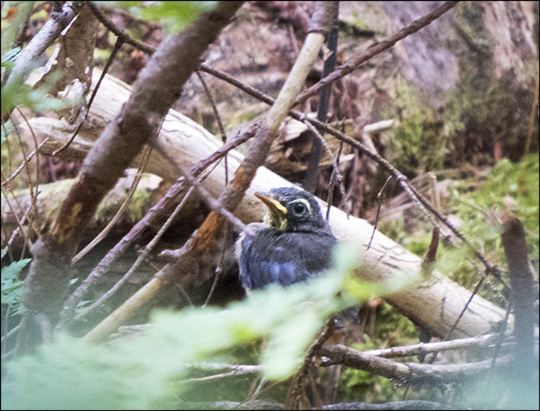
[
  {"xmin": 196, "ymin": 70, "xmax": 229, "ymax": 185},
  {"xmin": 367, "ymin": 176, "xmax": 392, "ymax": 250}
]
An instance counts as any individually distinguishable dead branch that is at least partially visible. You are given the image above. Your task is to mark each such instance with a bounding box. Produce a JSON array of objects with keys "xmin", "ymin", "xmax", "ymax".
[
  {"xmin": 317, "ymin": 343, "xmax": 517, "ymax": 385},
  {"xmin": 501, "ymin": 219, "xmax": 536, "ymax": 376},
  {"xmin": 362, "ymin": 329, "xmax": 539, "ymax": 358}
]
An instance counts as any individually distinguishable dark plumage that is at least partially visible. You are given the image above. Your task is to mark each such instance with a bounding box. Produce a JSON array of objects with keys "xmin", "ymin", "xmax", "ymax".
[{"xmin": 236, "ymin": 187, "xmax": 338, "ymax": 290}]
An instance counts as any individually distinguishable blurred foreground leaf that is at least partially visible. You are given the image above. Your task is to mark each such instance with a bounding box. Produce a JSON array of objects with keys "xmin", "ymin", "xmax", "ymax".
[{"xmin": 2, "ymin": 244, "xmax": 413, "ymax": 409}]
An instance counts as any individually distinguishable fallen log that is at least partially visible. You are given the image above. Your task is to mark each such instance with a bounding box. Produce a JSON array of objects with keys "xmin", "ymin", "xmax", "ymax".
[{"xmin": 18, "ymin": 70, "xmax": 508, "ymax": 339}]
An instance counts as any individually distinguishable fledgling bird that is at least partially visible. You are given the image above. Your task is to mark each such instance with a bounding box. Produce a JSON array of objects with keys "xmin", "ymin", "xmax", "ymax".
[{"xmin": 236, "ymin": 186, "xmax": 338, "ymax": 290}]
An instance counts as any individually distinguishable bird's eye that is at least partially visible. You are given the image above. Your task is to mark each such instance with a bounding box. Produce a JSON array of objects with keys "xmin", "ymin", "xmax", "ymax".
[{"xmin": 291, "ymin": 200, "xmax": 308, "ymax": 215}]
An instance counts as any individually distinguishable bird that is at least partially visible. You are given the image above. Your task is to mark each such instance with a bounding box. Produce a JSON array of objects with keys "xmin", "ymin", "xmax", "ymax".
[{"xmin": 236, "ymin": 186, "xmax": 338, "ymax": 290}]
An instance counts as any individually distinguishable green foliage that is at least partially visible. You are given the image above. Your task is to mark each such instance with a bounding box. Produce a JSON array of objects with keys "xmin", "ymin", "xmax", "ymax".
[
  {"xmin": 1, "ymin": 259, "xmax": 79, "ymax": 319},
  {"xmin": 444, "ymin": 154, "xmax": 539, "ymax": 287},
  {"xmin": 374, "ymin": 301, "xmax": 418, "ymax": 343},
  {"xmin": 1, "ymin": 70, "xmax": 72, "ymax": 115},
  {"xmin": 2, "ymin": 244, "xmax": 415, "ymax": 409},
  {"xmin": 383, "ymin": 78, "xmax": 448, "ymax": 177},
  {"xmin": 1, "ymin": 46, "xmax": 20, "ymax": 69},
  {"xmin": 381, "ymin": 155, "xmax": 539, "ymax": 301},
  {"xmin": 341, "ymin": 368, "xmax": 401, "ymax": 404},
  {"xmin": 110, "ymin": 1, "xmax": 217, "ymax": 33},
  {"xmin": 0, "ymin": 246, "xmax": 330, "ymax": 408},
  {"xmin": 1, "ymin": 118, "xmax": 12, "ymax": 143},
  {"xmin": 1, "ymin": 258, "xmax": 31, "ymax": 315}
]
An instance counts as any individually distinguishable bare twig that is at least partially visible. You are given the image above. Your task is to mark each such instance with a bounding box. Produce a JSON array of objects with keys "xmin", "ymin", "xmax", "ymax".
[
  {"xmin": 15, "ymin": 108, "xmax": 41, "ymax": 216},
  {"xmin": 367, "ymin": 176, "xmax": 392, "ymax": 251},
  {"xmin": 362, "ymin": 330, "xmax": 533, "ymax": 358},
  {"xmin": 87, "ymin": 2, "xmax": 155, "ymax": 55},
  {"xmin": 58, "ymin": 126, "xmax": 256, "ymax": 327},
  {"xmin": 304, "ymin": 1, "xmax": 340, "ymax": 192},
  {"xmin": 203, "ymin": 222, "xmax": 230, "ymax": 307},
  {"xmin": 155, "ymin": 149, "xmax": 249, "ymax": 235},
  {"xmin": 180, "ymin": 363, "xmax": 263, "ymax": 383},
  {"xmin": 71, "ymin": 145, "xmax": 153, "ymax": 264},
  {"xmin": 196, "ymin": 70, "xmax": 229, "ymax": 185},
  {"xmin": 303, "ymin": 119, "xmax": 346, "ymax": 199},
  {"xmin": 0, "ymin": 179, "xmax": 34, "ymax": 251},
  {"xmin": 71, "ymin": 185, "xmax": 196, "ymax": 323},
  {"xmin": 422, "ymin": 172, "xmax": 440, "ymax": 267},
  {"xmin": 9, "ymin": 116, "xmax": 41, "ymax": 237},
  {"xmin": 73, "ymin": 151, "xmax": 226, "ymax": 323},
  {"xmin": 317, "ymin": 343, "xmax": 515, "ymax": 385},
  {"xmin": 439, "ymin": 278, "xmax": 486, "ymax": 346},
  {"xmin": 1, "ymin": 137, "xmax": 50, "ymax": 187},
  {"xmin": 284, "ymin": 319, "xmax": 335, "ymax": 409},
  {"xmin": 52, "ymin": 36, "xmax": 124, "ymax": 156},
  {"xmin": 326, "ymin": 133, "xmax": 344, "ymax": 220}
]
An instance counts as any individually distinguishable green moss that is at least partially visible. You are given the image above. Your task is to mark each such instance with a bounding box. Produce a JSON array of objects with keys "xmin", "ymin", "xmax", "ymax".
[
  {"xmin": 94, "ymin": 173, "xmax": 158, "ymax": 224},
  {"xmin": 380, "ymin": 155, "xmax": 539, "ymax": 304},
  {"xmin": 445, "ymin": 155, "xmax": 539, "ymax": 285},
  {"xmin": 127, "ymin": 181, "xmax": 155, "ymax": 222},
  {"xmin": 380, "ymin": 78, "xmax": 448, "ymax": 178},
  {"xmin": 351, "ymin": 11, "xmax": 372, "ymax": 31}
]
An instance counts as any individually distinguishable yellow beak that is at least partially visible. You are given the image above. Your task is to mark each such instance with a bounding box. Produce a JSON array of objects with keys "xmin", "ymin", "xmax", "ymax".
[{"xmin": 255, "ymin": 192, "xmax": 288, "ymax": 230}]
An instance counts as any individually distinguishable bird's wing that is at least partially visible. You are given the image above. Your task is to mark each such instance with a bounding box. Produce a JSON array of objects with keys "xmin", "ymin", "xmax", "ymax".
[{"xmin": 239, "ymin": 229, "xmax": 336, "ymax": 290}]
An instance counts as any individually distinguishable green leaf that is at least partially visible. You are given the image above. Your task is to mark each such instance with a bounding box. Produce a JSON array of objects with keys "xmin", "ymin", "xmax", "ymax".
[
  {"xmin": 1, "ymin": 70, "xmax": 74, "ymax": 115},
  {"xmin": 1, "ymin": 119, "xmax": 12, "ymax": 143},
  {"xmin": 1, "ymin": 46, "xmax": 21, "ymax": 69},
  {"xmin": 1, "ymin": 258, "xmax": 31, "ymax": 314},
  {"xmin": 2, "ymin": 244, "xmax": 408, "ymax": 408}
]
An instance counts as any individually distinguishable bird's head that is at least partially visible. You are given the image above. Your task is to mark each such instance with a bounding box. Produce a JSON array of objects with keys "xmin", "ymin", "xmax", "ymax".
[{"xmin": 255, "ymin": 186, "xmax": 330, "ymax": 233}]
